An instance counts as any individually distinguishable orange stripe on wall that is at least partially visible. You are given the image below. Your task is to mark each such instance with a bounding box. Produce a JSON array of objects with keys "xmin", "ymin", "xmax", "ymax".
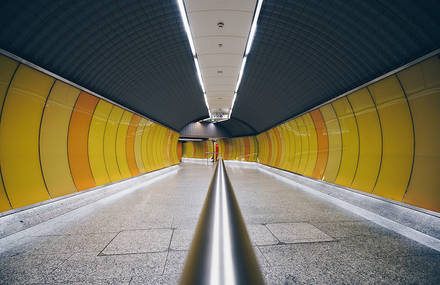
[
  {"xmin": 67, "ymin": 92, "xmax": 98, "ymax": 190},
  {"xmin": 310, "ymin": 109, "xmax": 329, "ymax": 179},
  {"xmin": 126, "ymin": 114, "xmax": 141, "ymax": 177},
  {"xmin": 177, "ymin": 141, "xmax": 182, "ymax": 160}
]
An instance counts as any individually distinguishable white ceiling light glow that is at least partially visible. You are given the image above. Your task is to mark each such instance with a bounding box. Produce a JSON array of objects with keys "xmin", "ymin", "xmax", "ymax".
[
  {"xmin": 182, "ymin": 0, "xmax": 261, "ymax": 122},
  {"xmin": 178, "ymin": 0, "xmax": 210, "ymax": 116},
  {"xmin": 229, "ymin": 0, "xmax": 263, "ymax": 118}
]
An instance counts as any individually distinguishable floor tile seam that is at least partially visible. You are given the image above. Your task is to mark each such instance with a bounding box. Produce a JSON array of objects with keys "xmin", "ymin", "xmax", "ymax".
[
  {"xmin": 256, "ymin": 245, "xmax": 272, "ymax": 267},
  {"xmin": 262, "ymin": 224, "xmax": 282, "ymax": 244},
  {"xmin": 98, "ymin": 231, "xmax": 121, "ymax": 256},
  {"xmin": 99, "ymin": 250, "xmax": 169, "ymax": 256},
  {"xmin": 256, "ymin": 239, "xmax": 340, "ymax": 248},
  {"xmin": 29, "ymin": 231, "xmax": 121, "ymax": 237},
  {"xmin": 162, "ymin": 228, "xmax": 175, "ymax": 275},
  {"xmin": 47, "ymin": 252, "xmax": 76, "ymax": 276}
]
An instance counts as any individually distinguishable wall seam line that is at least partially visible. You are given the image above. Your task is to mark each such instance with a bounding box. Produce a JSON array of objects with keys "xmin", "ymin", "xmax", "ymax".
[
  {"xmin": 366, "ymin": 87, "xmax": 383, "ymax": 195},
  {"xmin": 0, "ymin": 63, "xmax": 19, "ymax": 208},
  {"xmin": 38, "ymin": 79, "xmax": 57, "ymax": 199},
  {"xmin": 346, "ymin": 96, "xmax": 361, "ymax": 187},
  {"xmin": 395, "ymin": 74, "xmax": 416, "ymax": 203},
  {"xmin": 66, "ymin": 90, "xmax": 81, "ymax": 192}
]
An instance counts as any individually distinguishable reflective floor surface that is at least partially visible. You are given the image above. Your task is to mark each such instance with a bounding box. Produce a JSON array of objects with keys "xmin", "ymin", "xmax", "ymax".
[{"xmin": 0, "ymin": 162, "xmax": 439, "ymax": 284}]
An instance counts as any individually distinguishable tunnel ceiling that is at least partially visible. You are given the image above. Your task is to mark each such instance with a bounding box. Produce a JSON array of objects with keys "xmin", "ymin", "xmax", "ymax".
[
  {"xmin": 1, "ymin": 0, "xmax": 440, "ymax": 135},
  {"xmin": 232, "ymin": 0, "xmax": 440, "ymax": 133},
  {"xmin": 0, "ymin": 0, "xmax": 208, "ymax": 131}
]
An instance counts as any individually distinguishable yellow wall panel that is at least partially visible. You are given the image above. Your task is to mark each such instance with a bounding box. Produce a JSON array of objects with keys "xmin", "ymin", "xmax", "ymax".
[
  {"xmin": 156, "ymin": 126, "xmax": 167, "ymax": 168},
  {"xmin": 104, "ymin": 106, "xmax": 124, "ymax": 182},
  {"xmin": 88, "ymin": 100, "xmax": 112, "ymax": 185},
  {"xmin": 348, "ymin": 88, "xmax": 382, "ymax": 193},
  {"xmin": 0, "ymin": 55, "xmax": 18, "ymax": 211},
  {"xmin": 40, "ymin": 81, "xmax": 79, "ymax": 198},
  {"xmin": 332, "ymin": 97, "xmax": 360, "ymax": 187},
  {"xmin": 126, "ymin": 115, "xmax": 141, "ymax": 177},
  {"xmin": 251, "ymin": 136, "xmax": 258, "ymax": 161},
  {"xmin": 134, "ymin": 118, "xmax": 147, "ymax": 173},
  {"xmin": 283, "ymin": 120, "xmax": 296, "ymax": 172},
  {"xmin": 303, "ymin": 113, "xmax": 318, "ymax": 177},
  {"xmin": 398, "ymin": 57, "xmax": 440, "ymax": 212},
  {"xmin": 310, "ymin": 109, "xmax": 329, "ymax": 180},
  {"xmin": 291, "ymin": 119, "xmax": 302, "ymax": 173},
  {"xmin": 116, "ymin": 111, "xmax": 132, "ymax": 180},
  {"xmin": 0, "ymin": 65, "xmax": 54, "ymax": 208},
  {"xmin": 150, "ymin": 125, "xmax": 160, "ymax": 169},
  {"xmin": 0, "ymin": 55, "xmax": 17, "ymax": 115},
  {"xmin": 182, "ymin": 141, "xmax": 194, "ymax": 158},
  {"xmin": 273, "ymin": 127, "xmax": 282, "ymax": 167},
  {"xmin": 369, "ymin": 76, "xmax": 414, "ymax": 201},
  {"xmin": 320, "ymin": 104, "xmax": 342, "ymax": 183},
  {"xmin": 297, "ymin": 116, "xmax": 309, "ymax": 174},
  {"xmin": 142, "ymin": 121, "xmax": 158, "ymax": 171}
]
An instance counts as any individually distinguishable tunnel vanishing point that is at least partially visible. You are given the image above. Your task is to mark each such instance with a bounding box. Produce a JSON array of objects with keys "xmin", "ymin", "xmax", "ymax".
[{"xmin": 0, "ymin": 0, "xmax": 440, "ymax": 284}]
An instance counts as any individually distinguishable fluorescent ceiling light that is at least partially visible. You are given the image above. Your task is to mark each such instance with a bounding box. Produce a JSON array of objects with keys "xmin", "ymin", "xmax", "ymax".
[
  {"xmin": 229, "ymin": 92, "xmax": 237, "ymax": 118},
  {"xmin": 177, "ymin": 0, "xmax": 196, "ymax": 56},
  {"xmin": 230, "ymin": 0, "xmax": 263, "ymax": 118},
  {"xmin": 245, "ymin": 0, "xmax": 263, "ymax": 55},
  {"xmin": 194, "ymin": 57, "xmax": 206, "ymax": 93},
  {"xmin": 234, "ymin": 57, "xmax": 247, "ymax": 93},
  {"xmin": 177, "ymin": 0, "xmax": 210, "ymax": 115}
]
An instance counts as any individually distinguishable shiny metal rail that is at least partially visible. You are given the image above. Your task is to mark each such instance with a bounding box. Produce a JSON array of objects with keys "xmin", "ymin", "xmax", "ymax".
[{"xmin": 180, "ymin": 159, "xmax": 265, "ymax": 285}]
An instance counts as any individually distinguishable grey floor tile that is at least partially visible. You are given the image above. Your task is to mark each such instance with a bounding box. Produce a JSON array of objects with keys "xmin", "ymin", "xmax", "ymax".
[
  {"xmin": 164, "ymin": 250, "xmax": 188, "ymax": 275},
  {"xmin": 247, "ymin": 224, "xmax": 279, "ymax": 246},
  {"xmin": 310, "ymin": 220, "xmax": 396, "ymax": 238},
  {"xmin": 0, "ymin": 253, "xmax": 71, "ymax": 285},
  {"xmin": 341, "ymin": 234, "xmax": 440, "ymax": 259},
  {"xmin": 23, "ymin": 233, "xmax": 118, "ymax": 255},
  {"xmin": 129, "ymin": 274, "xmax": 180, "ymax": 285},
  {"xmin": 262, "ymin": 259, "xmax": 373, "ymax": 285},
  {"xmin": 266, "ymin": 222, "xmax": 335, "ymax": 243},
  {"xmin": 170, "ymin": 229, "xmax": 195, "ymax": 250},
  {"xmin": 102, "ymin": 229, "xmax": 172, "ymax": 255},
  {"xmin": 57, "ymin": 278, "xmax": 131, "ymax": 284},
  {"xmin": 49, "ymin": 252, "xmax": 167, "ymax": 282},
  {"xmin": 259, "ymin": 242, "xmax": 355, "ymax": 267}
]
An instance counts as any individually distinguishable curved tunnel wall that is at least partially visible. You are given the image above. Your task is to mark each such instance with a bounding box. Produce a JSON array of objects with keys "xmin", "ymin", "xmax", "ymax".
[
  {"xmin": 182, "ymin": 141, "xmax": 212, "ymax": 159},
  {"xmin": 0, "ymin": 54, "xmax": 180, "ymax": 213},
  {"xmin": 221, "ymin": 55, "xmax": 440, "ymax": 213},
  {"xmin": 218, "ymin": 136, "xmax": 258, "ymax": 162}
]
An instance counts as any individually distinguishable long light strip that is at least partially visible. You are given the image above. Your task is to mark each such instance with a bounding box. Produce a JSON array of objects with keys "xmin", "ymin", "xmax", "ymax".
[
  {"xmin": 229, "ymin": 0, "xmax": 263, "ymax": 118},
  {"xmin": 178, "ymin": 0, "xmax": 210, "ymax": 116}
]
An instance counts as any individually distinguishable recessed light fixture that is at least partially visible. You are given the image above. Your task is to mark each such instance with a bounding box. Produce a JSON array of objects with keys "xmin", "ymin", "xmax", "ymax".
[
  {"xmin": 229, "ymin": 0, "xmax": 263, "ymax": 119},
  {"xmin": 177, "ymin": 0, "xmax": 211, "ymax": 118}
]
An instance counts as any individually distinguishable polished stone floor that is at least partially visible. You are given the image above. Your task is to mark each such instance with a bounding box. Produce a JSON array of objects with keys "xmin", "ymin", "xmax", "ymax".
[{"xmin": 0, "ymin": 162, "xmax": 439, "ymax": 284}]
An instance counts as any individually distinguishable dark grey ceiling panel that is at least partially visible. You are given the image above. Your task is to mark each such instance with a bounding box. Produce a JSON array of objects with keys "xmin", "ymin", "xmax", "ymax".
[
  {"xmin": 0, "ymin": 0, "xmax": 208, "ymax": 131},
  {"xmin": 217, "ymin": 118, "xmax": 257, "ymax": 138},
  {"xmin": 232, "ymin": 0, "xmax": 440, "ymax": 133}
]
